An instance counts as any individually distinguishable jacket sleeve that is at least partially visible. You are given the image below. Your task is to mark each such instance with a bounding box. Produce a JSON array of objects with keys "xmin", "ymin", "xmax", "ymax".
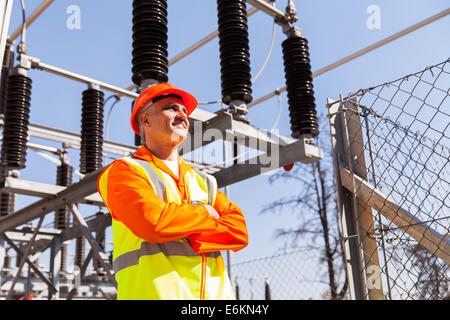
[
  {"xmin": 98, "ymin": 160, "xmax": 247, "ymax": 250},
  {"xmin": 187, "ymin": 191, "xmax": 249, "ymax": 253}
]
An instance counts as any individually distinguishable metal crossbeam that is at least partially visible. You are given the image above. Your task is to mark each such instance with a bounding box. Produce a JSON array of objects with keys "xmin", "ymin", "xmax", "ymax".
[
  {"xmin": 180, "ymin": 110, "xmax": 297, "ymax": 156},
  {"xmin": 213, "ymin": 137, "xmax": 322, "ymax": 188},
  {"xmin": 0, "ymin": 176, "xmax": 104, "ymax": 206},
  {"xmin": 69, "ymin": 204, "xmax": 116, "ymax": 287},
  {"xmin": 340, "ymin": 167, "xmax": 450, "ymax": 265},
  {"xmin": 0, "ymin": 168, "xmax": 102, "ymax": 234},
  {"xmin": 2, "ymin": 234, "xmax": 57, "ymax": 294}
]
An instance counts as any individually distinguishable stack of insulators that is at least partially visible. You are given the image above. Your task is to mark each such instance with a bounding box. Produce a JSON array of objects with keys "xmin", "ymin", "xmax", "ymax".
[
  {"xmin": 217, "ymin": 0, "xmax": 252, "ymax": 105},
  {"xmin": 2, "ymin": 251, "xmax": 11, "ymax": 277},
  {"xmin": 80, "ymin": 88, "xmax": 104, "ymax": 174},
  {"xmin": 54, "ymin": 163, "xmax": 73, "ymax": 274},
  {"xmin": 132, "ymin": 0, "xmax": 169, "ymax": 86},
  {"xmin": 1, "ymin": 74, "xmax": 32, "ymax": 168},
  {"xmin": 282, "ymin": 35, "xmax": 319, "ymax": 138},
  {"xmin": 54, "ymin": 163, "xmax": 73, "ymax": 229},
  {"xmin": 75, "ymin": 237, "xmax": 85, "ymax": 269},
  {"xmin": 0, "ymin": 192, "xmax": 15, "ymax": 216},
  {"xmin": 0, "ymin": 43, "xmax": 14, "ymax": 114}
]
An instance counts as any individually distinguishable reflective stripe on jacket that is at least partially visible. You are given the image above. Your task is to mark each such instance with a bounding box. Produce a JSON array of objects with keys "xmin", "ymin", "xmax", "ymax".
[{"xmin": 97, "ymin": 146, "xmax": 248, "ymax": 299}]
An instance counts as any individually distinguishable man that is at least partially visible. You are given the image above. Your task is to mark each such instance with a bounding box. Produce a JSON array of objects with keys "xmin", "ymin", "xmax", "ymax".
[{"xmin": 97, "ymin": 82, "xmax": 248, "ymax": 300}]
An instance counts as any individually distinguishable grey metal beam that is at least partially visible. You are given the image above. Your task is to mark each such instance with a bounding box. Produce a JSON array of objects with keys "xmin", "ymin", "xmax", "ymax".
[
  {"xmin": 213, "ymin": 137, "xmax": 322, "ymax": 188},
  {"xmin": 340, "ymin": 167, "xmax": 450, "ymax": 265},
  {"xmin": 246, "ymin": 0, "xmax": 296, "ymax": 24},
  {"xmin": 0, "ymin": 176, "xmax": 104, "ymax": 206},
  {"xmin": 48, "ymin": 235, "xmax": 61, "ymax": 299},
  {"xmin": 0, "ymin": 115, "xmax": 137, "ymax": 157},
  {"xmin": 66, "ymin": 249, "xmax": 94, "ymax": 300},
  {"xmin": 0, "ymin": 0, "xmax": 13, "ymax": 69},
  {"xmin": 180, "ymin": 110, "xmax": 298, "ymax": 156},
  {"xmin": 61, "ymin": 212, "xmax": 111, "ymax": 243},
  {"xmin": 327, "ymin": 98, "xmax": 366, "ymax": 300},
  {"xmin": 69, "ymin": 204, "xmax": 116, "ymax": 288},
  {"xmin": 0, "ymin": 167, "xmax": 102, "ymax": 234},
  {"xmin": 0, "ymin": 234, "xmax": 4, "ymax": 286},
  {"xmin": 2, "ymin": 235, "xmax": 57, "ymax": 294},
  {"xmin": 6, "ymin": 215, "xmax": 44, "ymax": 299}
]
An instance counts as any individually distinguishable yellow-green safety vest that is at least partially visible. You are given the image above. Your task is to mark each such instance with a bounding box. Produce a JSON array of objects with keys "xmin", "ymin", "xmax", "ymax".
[{"xmin": 104, "ymin": 156, "xmax": 235, "ymax": 300}]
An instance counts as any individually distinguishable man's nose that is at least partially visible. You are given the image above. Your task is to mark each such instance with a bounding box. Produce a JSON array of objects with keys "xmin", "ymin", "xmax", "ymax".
[{"xmin": 176, "ymin": 105, "xmax": 188, "ymax": 118}]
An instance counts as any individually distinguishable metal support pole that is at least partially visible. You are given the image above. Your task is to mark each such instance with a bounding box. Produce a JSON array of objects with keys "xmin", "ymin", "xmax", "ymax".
[
  {"xmin": 6, "ymin": 214, "xmax": 44, "ymax": 299},
  {"xmin": 327, "ymin": 98, "xmax": 366, "ymax": 299},
  {"xmin": 25, "ymin": 261, "xmax": 31, "ymax": 299},
  {"xmin": 66, "ymin": 248, "xmax": 94, "ymax": 300},
  {"xmin": 0, "ymin": 0, "xmax": 13, "ymax": 68},
  {"xmin": 341, "ymin": 100, "xmax": 384, "ymax": 300},
  {"xmin": 0, "ymin": 234, "xmax": 4, "ymax": 286},
  {"xmin": 2, "ymin": 234, "xmax": 57, "ymax": 294},
  {"xmin": 48, "ymin": 235, "xmax": 62, "ymax": 300},
  {"xmin": 69, "ymin": 204, "xmax": 117, "ymax": 288}
]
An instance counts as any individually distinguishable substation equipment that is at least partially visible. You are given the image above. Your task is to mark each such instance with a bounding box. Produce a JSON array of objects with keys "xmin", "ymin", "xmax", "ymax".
[{"xmin": 0, "ymin": 0, "xmax": 322, "ymax": 299}]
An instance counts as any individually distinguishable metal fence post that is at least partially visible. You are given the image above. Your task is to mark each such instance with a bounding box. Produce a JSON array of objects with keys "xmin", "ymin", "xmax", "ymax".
[
  {"xmin": 342, "ymin": 100, "xmax": 384, "ymax": 300},
  {"xmin": 327, "ymin": 98, "xmax": 366, "ymax": 299}
]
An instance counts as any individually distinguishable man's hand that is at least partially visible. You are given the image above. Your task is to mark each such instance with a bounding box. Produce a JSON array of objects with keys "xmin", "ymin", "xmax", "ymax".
[{"xmin": 203, "ymin": 204, "xmax": 220, "ymax": 220}]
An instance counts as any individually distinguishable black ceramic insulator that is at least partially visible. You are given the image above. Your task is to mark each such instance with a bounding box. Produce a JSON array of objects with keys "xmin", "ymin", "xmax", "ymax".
[
  {"xmin": 0, "ymin": 43, "xmax": 14, "ymax": 114},
  {"xmin": 132, "ymin": 0, "xmax": 169, "ymax": 85},
  {"xmin": 80, "ymin": 89, "xmax": 104, "ymax": 174},
  {"xmin": 217, "ymin": 0, "xmax": 252, "ymax": 104},
  {"xmin": 0, "ymin": 192, "xmax": 15, "ymax": 217},
  {"xmin": 54, "ymin": 163, "xmax": 73, "ymax": 230},
  {"xmin": 282, "ymin": 36, "xmax": 319, "ymax": 138},
  {"xmin": 1, "ymin": 74, "xmax": 32, "ymax": 169},
  {"xmin": 75, "ymin": 237, "xmax": 85, "ymax": 268}
]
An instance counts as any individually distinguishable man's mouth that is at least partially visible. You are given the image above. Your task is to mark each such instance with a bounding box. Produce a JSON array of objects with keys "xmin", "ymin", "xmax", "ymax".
[{"xmin": 172, "ymin": 118, "xmax": 187, "ymax": 129}]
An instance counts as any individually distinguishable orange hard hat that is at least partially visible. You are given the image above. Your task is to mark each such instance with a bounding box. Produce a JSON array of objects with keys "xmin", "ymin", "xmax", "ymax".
[{"xmin": 130, "ymin": 83, "xmax": 198, "ymax": 135}]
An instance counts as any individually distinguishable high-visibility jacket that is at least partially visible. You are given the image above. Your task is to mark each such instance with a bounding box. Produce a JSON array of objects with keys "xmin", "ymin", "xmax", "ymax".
[{"xmin": 97, "ymin": 146, "xmax": 248, "ymax": 300}]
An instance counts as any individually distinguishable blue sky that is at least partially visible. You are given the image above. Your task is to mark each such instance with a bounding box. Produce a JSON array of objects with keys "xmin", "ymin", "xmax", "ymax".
[{"xmin": 5, "ymin": 0, "xmax": 449, "ymax": 275}]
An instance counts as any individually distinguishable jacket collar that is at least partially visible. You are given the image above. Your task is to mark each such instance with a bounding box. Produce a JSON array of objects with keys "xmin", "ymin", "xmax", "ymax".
[{"xmin": 132, "ymin": 145, "xmax": 193, "ymax": 181}]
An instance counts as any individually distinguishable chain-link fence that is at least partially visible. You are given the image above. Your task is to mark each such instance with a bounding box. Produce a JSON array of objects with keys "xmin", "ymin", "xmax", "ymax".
[
  {"xmin": 327, "ymin": 58, "xmax": 449, "ymax": 300},
  {"xmin": 231, "ymin": 248, "xmax": 343, "ymax": 300}
]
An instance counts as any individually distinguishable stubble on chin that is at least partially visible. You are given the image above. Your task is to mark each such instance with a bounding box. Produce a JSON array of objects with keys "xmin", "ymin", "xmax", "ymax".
[{"xmin": 170, "ymin": 128, "xmax": 188, "ymax": 144}]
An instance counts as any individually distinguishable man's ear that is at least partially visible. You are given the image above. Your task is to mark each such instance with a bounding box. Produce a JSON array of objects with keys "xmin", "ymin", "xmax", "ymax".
[{"xmin": 139, "ymin": 114, "xmax": 151, "ymax": 127}]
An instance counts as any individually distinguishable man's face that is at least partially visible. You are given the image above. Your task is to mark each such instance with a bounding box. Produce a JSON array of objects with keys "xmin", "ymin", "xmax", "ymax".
[{"xmin": 140, "ymin": 96, "xmax": 190, "ymax": 145}]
